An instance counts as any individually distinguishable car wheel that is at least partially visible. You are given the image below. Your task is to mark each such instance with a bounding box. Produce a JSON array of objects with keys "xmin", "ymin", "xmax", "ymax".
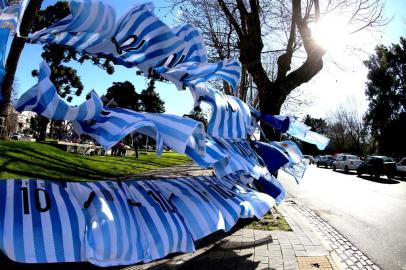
[
  {"xmin": 317, "ymin": 163, "xmax": 319, "ymax": 167},
  {"xmin": 374, "ymin": 174, "xmax": 380, "ymax": 179},
  {"xmin": 333, "ymin": 165, "xmax": 336, "ymax": 171},
  {"xmin": 357, "ymin": 171, "xmax": 362, "ymax": 177},
  {"xmin": 387, "ymin": 174, "xmax": 393, "ymax": 180},
  {"xmin": 344, "ymin": 166, "xmax": 349, "ymax": 174}
]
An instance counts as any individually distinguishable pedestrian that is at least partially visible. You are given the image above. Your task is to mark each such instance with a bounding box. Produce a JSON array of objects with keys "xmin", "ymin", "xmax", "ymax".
[{"xmin": 133, "ymin": 134, "xmax": 139, "ymax": 158}]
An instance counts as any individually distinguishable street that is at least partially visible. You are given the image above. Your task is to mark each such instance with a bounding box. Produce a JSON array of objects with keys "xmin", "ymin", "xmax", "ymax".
[{"xmin": 278, "ymin": 165, "xmax": 406, "ymax": 270}]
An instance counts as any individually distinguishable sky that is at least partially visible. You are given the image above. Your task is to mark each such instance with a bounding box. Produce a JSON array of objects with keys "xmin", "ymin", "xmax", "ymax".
[{"xmin": 11, "ymin": 0, "xmax": 406, "ymax": 119}]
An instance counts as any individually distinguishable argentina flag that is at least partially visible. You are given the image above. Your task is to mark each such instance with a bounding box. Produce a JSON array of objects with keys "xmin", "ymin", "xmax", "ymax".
[
  {"xmin": 0, "ymin": 179, "xmax": 85, "ymax": 263},
  {"xmin": 287, "ymin": 117, "xmax": 330, "ymax": 150},
  {"xmin": 67, "ymin": 181, "xmax": 145, "ymax": 266},
  {"xmin": 14, "ymin": 61, "xmax": 103, "ymax": 121},
  {"xmin": 123, "ymin": 180, "xmax": 195, "ymax": 262}
]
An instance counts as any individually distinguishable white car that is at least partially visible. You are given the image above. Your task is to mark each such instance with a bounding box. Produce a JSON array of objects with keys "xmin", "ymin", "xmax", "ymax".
[
  {"xmin": 397, "ymin": 158, "xmax": 406, "ymax": 179},
  {"xmin": 332, "ymin": 154, "xmax": 363, "ymax": 173}
]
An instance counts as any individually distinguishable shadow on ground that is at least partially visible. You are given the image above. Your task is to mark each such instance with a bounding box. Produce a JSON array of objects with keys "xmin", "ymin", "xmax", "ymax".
[{"xmin": 357, "ymin": 175, "xmax": 400, "ymax": 184}]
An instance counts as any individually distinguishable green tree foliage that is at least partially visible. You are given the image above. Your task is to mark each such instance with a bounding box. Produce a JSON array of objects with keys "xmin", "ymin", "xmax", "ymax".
[
  {"xmin": 31, "ymin": 1, "xmax": 114, "ymax": 102},
  {"xmin": 364, "ymin": 37, "xmax": 406, "ymax": 156},
  {"xmin": 104, "ymin": 79, "xmax": 165, "ymax": 113},
  {"xmin": 184, "ymin": 108, "xmax": 209, "ymax": 130},
  {"xmin": 104, "ymin": 81, "xmax": 140, "ymax": 110},
  {"xmin": 139, "ymin": 79, "xmax": 165, "ymax": 113}
]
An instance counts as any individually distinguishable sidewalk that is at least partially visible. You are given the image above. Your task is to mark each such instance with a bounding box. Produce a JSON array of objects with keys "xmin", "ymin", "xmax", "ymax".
[{"xmin": 119, "ymin": 164, "xmax": 381, "ymax": 270}]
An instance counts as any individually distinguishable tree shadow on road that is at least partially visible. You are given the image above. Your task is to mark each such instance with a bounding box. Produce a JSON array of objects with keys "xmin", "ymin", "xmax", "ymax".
[{"xmin": 357, "ymin": 175, "xmax": 400, "ymax": 184}]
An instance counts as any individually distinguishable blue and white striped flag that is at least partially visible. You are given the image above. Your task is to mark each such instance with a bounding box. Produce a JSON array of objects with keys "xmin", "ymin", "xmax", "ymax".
[
  {"xmin": 67, "ymin": 181, "xmax": 145, "ymax": 266},
  {"xmin": 0, "ymin": 179, "xmax": 86, "ymax": 263},
  {"xmin": 14, "ymin": 61, "xmax": 103, "ymax": 121},
  {"xmin": 123, "ymin": 180, "xmax": 195, "ymax": 261},
  {"xmin": 153, "ymin": 179, "xmax": 225, "ymax": 241},
  {"xmin": 29, "ymin": 0, "xmax": 116, "ymax": 51}
]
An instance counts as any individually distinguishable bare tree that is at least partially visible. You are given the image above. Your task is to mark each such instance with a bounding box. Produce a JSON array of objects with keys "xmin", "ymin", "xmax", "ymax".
[
  {"xmin": 327, "ymin": 97, "xmax": 369, "ymax": 155},
  {"xmin": 173, "ymin": 0, "xmax": 387, "ymax": 138}
]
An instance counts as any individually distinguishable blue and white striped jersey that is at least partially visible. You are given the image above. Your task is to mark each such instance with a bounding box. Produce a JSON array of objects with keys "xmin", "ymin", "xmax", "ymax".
[
  {"xmin": 29, "ymin": 0, "xmax": 116, "ymax": 51},
  {"xmin": 74, "ymin": 107, "xmax": 206, "ymax": 157},
  {"xmin": 67, "ymin": 181, "xmax": 144, "ymax": 266},
  {"xmin": 0, "ymin": 179, "xmax": 85, "ymax": 263},
  {"xmin": 254, "ymin": 176, "xmax": 286, "ymax": 205},
  {"xmin": 217, "ymin": 175, "xmax": 275, "ymax": 219},
  {"xmin": 123, "ymin": 180, "xmax": 195, "ymax": 261},
  {"xmin": 187, "ymin": 177, "xmax": 242, "ymax": 232},
  {"xmin": 153, "ymin": 179, "xmax": 225, "ymax": 241},
  {"xmin": 14, "ymin": 61, "xmax": 103, "ymax": 121}
]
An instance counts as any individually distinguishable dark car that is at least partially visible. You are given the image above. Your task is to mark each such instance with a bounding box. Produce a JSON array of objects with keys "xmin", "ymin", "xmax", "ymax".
[
  {"xmin": 357, "ymin": 156, "xmax": 397, "ymax": 179},
  {"xmin": 316, "ymin": 155, "xmax": 335, "ymax": 168}
]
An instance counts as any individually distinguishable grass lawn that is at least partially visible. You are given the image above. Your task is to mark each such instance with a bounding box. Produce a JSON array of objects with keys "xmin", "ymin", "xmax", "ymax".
[
  {"xmin": 244, "ymin": 208, "xmax": 292, "ymax": 231},
  {"xmin": 0, "ymin": 140, "xmax": 190, "ymax": 181}
]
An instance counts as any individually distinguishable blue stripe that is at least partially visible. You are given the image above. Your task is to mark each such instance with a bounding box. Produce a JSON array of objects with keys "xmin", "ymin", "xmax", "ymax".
[
  {"xmin": 57, "ymin": 183, "xmax": 82, "ymax": 261},
  {"xmin": 0, "ymin": 181, "xmax": 6, "ymax": 251},
  {"xmin": 29, "ymin": 181, "xmax": 47, "ymax": 262},
  {"xmin": 13, "ymin": 180, "xmax": 26, "ymax": 262},
  {"xmin": 46, "ymin": 182, "xmax": 65, "ymax": 262}
]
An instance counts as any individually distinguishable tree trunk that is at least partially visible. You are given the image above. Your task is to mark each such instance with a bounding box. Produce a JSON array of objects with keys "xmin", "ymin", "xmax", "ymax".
[
  {"xmin": 0, "ymin": 0, "xmax": 44, "ymax": 137},
  {"xmin": 37, "ymin": 116, "xmax": 49, "ymax": 142}
]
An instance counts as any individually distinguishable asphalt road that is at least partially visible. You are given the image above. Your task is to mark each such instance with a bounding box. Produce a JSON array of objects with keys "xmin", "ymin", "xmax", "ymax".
[{"xmin": 278, "ymin": 165, "xmax": 406, "ymax": 270}]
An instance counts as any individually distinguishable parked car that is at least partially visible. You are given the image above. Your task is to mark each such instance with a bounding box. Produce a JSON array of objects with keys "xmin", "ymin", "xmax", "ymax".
[
  {"xmin": 332, "ymin": 154, "xmax": 363, "ymax": 173},
  {"xmin": 11, "ymin": 132, "xmax": 22, "ymax": 140},
  {"xmin": 356, "ymin": 156, "xmax": 397, "ymax": 179},
  {"xmin": 303, "ymin": 155, "xmax": 315, "ymax": 164},
  {"xmin": 316, "ymin": 155, "xmax": 335, "ymax": 168},
  {"xmin": 396, "ymin": 158, "xmax": 406, "ymax": 179},
  {"xmin": 313, "ymin": 155, "xmax": 322, "ymax": 164}
]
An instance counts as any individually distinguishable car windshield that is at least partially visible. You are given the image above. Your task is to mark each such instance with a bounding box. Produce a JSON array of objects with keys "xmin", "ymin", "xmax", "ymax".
[
  {"xmin": 348, "ymin": 155, "xmax": 359, "ymax": 160},
  {"xmin": 366, "ymin": 157, "xmax": 382, "ymax": 164},
  {"xmin": 383, "ymin": 157, "xmax": 394, "ymax": 162}
]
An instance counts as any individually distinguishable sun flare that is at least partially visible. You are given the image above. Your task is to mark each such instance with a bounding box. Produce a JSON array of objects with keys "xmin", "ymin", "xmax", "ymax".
[{"xmin": 312, "ymin": 15, "xmax": 351, "ymax": 54}]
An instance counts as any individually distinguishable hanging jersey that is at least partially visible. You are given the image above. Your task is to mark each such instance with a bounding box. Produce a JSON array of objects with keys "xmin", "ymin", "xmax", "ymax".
[
  {"xmin": 187, "ymin": 177, "xmax": 242, "ymax": 232},
  {"xmin": 0, "ymin": 179, "xmax": 85, "ymax": 263},
  {"xmin": 152, "ymin": 179, "xmax": 225, "ymax": 241},
  {"xmin": 255, "ymin": 176, "xmax": 286, "ymax": 205},
  {"xmin": 123, "ymin": 180, "xmax": 195, "ymax": 262},
  {"xmin": 216, "ymin": 175, "xmax": 275, "ymax": 219},
  {"xmin": 67, "ymin": 181, "xmax": 144, "ymax": 267}
]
